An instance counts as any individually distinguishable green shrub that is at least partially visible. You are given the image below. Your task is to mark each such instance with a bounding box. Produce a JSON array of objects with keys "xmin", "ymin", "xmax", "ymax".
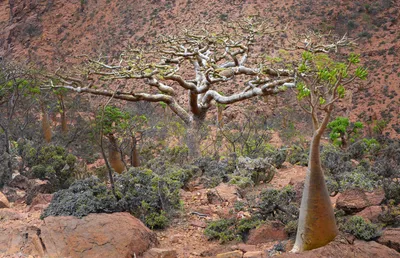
[
  {"xmin": 378, "ymin": 201, "xmax": 400, "ymax": 227},
  {"xmin": 383, "ymin": 180, "xmax": 400, "ymax": 204},
  {"xmin": 339, "ymin": 166, "xmax": 381, "ymax": 192},
  {"xmin": 287, "ymin": 145, "xmax": 309, "ymax": 166},
  {"xmin": 194, "ymin": 155, "xmax": 235, "ymax": 188},
  {"xmin": 204, "ymin": 217, "xmax": 262, "ymax": 243},
  {"xmin": 204, "ymin": 219, "xmax": 237, "ymax": 243},
  {"xmin": 256, "ymin": 186, "xmax": 299, "ymax": 224},
  {"xmin": 284, "ymin": 220, "xmax": 298, "ymax": 237},
  {"xmin": 42, "ymin": 164, "xmax": 196, "ymax": 229},
  {"xmin": 20, "ymin": 143, "xmax": 77, "ymax": 190},
  {"xmin": 41, "ymin": 177, "xmax": 120, "ymax": 219},
  {"xmin": 229, "ymin": 156, "xmax": 276, "ymax": 187},
  {"xmin": 145, "ymin": 210, "xmax": 169, "ymax": 229},
  {"xmin": 342, "ymin": 216, "xmax": 381, "ymax": 240}
]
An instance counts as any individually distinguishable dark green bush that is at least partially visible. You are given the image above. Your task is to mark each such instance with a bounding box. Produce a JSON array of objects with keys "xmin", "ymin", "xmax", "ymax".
[
  {"xmin": 342, "ymin": 216, "xmax": 381, "ymax": 240},
  {"xmin": 383, "ymin": 180, "xmax": 400, "ymax": 204},
  {"xmin": 42, "ymin": 164, "xmax": 196, "ymax": 229},
  {"xmin": 194, "ymin": 155, "xmax": 236, "ymax": 188},
  {"xmin": 204, "ymin": 217, "xmax": 262, "ymax": 243},
  {"xmin": 229, "ymin": 156, "xmax": 276, "ymax": 188},
  {"xmin": 204, "ymin": 219, "xmax": 237, "ymax": 243},
  {"xmin": 20, "ymin": 143, "xmax": 77, "ymax": 190},
  {"xmin": 287, "ymin": 145, "xmax": 308, "ymax": 166},
  {"xmin": 256, "ymin": 186, "xmax": 299, "ymax": 224},
  {"xmin": 41, "ymin": 177, "xmax": 120, "ymax": 218}
]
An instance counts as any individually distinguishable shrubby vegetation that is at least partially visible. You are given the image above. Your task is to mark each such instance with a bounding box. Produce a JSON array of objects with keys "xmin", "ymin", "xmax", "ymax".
[
  {"xmin": 341, "ymin": 216, "xmax": 381, "ymax": 240},
  {"xmin": 204, "ymin": 217, "xmax": 263, "ymax": 243},
  {"xmin": 43, "ymin": 162, "xmax": 197, "ymax": 229},
  {"xmin": 18, "ymin": 141, "xmax": 77, "ymax": 191}
]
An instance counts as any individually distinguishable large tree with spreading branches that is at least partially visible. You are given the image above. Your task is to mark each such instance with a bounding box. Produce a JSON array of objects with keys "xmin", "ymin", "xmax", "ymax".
[{"xmin": 48, "ymin": 19, "xmax": 296, "ymax": 157}]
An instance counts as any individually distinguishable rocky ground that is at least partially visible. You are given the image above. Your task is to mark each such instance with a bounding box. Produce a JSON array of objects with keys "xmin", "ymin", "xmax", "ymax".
[{"xmin": 1, "ymin": 162, "xmax": 399, "ymax": 258}]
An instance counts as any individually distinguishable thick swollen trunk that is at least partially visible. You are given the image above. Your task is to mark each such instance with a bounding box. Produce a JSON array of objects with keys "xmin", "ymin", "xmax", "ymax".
[
  {"xmin": 292, "ymin": 133, "xmax": 338, "ymax": 252},
  {"xmin": 41, "ymin": 105, "xmax": 52, "ymax": 143},
  {"xmin": 59, "ymin": 95, "xmax": 68, "ymax": 134},
  {"xmin": 131, "ymin": 136, "xmax": 140, "ymax": 167},
  {"xmin": 108, "ymin": 134, "xmax": 125, "ymax": 174}
]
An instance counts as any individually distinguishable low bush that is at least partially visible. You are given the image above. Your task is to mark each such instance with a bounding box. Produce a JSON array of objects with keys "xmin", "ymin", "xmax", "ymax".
[
  {"xmin": 256, "ymin": 186, "xmax": 299, "ymax": 224},
  {"xmin": 287, "ymin": 145, "xmax": 308, "ymax": 166},
  {"xmin": 204, "ymin": 217, "xmax": 263, "ymax": 243},
  {"xmin": 229, "ymin": 156, "xmax": 276, "ymax": 188},
  {"xmin": 43, "ymin": 164, "xmax": 197, "ymax": 229},
  {"xmin": 342, "ymin": 216, "xmax": 381, "ymax": 240},
  {"xmin": 19, "ymin": 142, "xmax": 77, "ymax": 190}
]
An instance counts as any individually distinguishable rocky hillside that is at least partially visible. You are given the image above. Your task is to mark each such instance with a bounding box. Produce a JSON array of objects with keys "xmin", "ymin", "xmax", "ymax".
[{"xmin": 0, "ymin": 0, "xmax": 399, "ymax": 134}]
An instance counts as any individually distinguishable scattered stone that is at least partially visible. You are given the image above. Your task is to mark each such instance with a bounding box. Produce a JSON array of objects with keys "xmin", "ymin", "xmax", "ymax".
[
  {"xmin": 247, "ymin": 221, "xmax": 287, "ymax": 244},
  {"xmin": 8, "ymin": 174, "xmax": 30, "ymax": 190},
  {"xmin": 215, "ymin": 206, "xmax": 235, "ymax": 219},
  {"xmin": 216, "ymin": 250, "xmax": 243, "ymax": 258},
  {"xmin": 41, "ymin": 212, "xmax": 158, "ymax": 257},
  {"xmin": 143, "ymin": 248, "xmax": 178, "ymax": 258},
  {"xmin": 0, "ymin": 186, "xmax": 26, "ymax": 202},
  {"xmin": 0, "ymin": 192, "xmax": 10, "ymax": 208},
  {"xmin": 26, "ymin": 179, "xmax": 52, "ymax": 205},
  {"xmin": 237, "ymin": 243, "xmax": 257, "ymax": 252},
  {"xmin": 279, "ymin": 238, "xmax": 400, "ymax": 258},
  {"xmin": 29, "ymin": 203, "xmax": 49, "ymax": 212},
  {"xmin": 28, "ymin": 193, "xmax": 53, "ymax": 211},
  {"xmin": 356, "ymin": 206, "xmax": 383, "ymax": 223},
  {"xmin": 244, "ymin": 251, "xmax": 267, "ymax": 258},
  {"xmin": 207, "ymin": 183, "xmax": 240, "ymax": 204},
  {"xmin": 0, "ymin": 208, "xmax": 27, "ymax": 220},
  {"xmin": 170, "ymin": 234, "xmax": 183, "ymax": 244},
  {"xmin": 377, "ymin": 228, "xmax": 400, "ymax": 252},
  {"xmin": 193, "ymin": 205, "xmax": 213, "ymax": 216},
  {"xmin": 190, "ymin": 220, "xmax": 207, "ymax": 228}
]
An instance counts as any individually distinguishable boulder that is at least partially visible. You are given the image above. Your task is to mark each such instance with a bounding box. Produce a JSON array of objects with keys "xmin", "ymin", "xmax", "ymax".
[
  {"xmin": 279, "ymin": 238, "xmax": 400, "ymax": 258},
  {"xmin": 377, "ymin": 228, "xmax": 400, "ymax": 252},
  {"xmin": 0, "ymin": 191, "xmax": 10, "ymax": 208},
  {"xmin": 41, "ymin": 212, "xmax": 158, "ymax": 257},
  {"xmin": 0, "ymin": 226, "xmax": 45, "ymax": 256},
  {"xmin": 355, "ymin": 206, "xmax": 383, "ymax": 223},
  {"xmin": 216, "ymin": 250, "xmax": 243, "ymax": 258},
  {"xmin": 143, "ymin": 248, "xmax": 178, "ymax": 258},
  {"xmin": 336, "ymin": 189, "xmax": 369, "ymax": 213},
  {"xmin": 246, "ymin": 221, "xmax": 287, "ymax": 244},
  {"xmin": 336, "ymin": 189, "xmax": 385, "ymax": 213}
]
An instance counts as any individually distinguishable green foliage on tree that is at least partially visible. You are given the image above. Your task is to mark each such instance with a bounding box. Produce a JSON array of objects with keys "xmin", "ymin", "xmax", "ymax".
[{"xmin": 328, "ymin": 117, "xmax": 363, "ymax": 148}]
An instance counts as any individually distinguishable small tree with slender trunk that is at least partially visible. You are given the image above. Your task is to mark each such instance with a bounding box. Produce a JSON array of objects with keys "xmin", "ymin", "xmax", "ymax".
[{"xmin": 291, "ymin": 42, "xmax": 368, "ymax": 252}]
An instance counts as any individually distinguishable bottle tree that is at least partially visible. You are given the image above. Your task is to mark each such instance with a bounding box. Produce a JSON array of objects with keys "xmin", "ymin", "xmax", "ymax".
[{"xmin": 292, "ymin": 49, "xmax": 368, "ymax": 252}]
